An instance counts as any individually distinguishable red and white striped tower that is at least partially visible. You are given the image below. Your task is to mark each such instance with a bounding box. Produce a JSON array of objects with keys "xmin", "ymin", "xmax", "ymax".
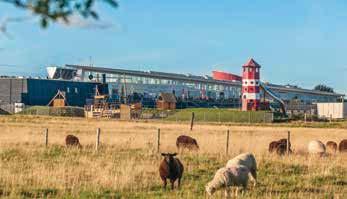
[{"xmin": 242, "ymin": 58, "xmax": 261, "ymax": 111}]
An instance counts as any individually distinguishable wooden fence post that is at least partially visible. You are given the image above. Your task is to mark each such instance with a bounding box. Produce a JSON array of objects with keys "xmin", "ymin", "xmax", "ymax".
[
  {"xmin": 96, "ymin": 128, "xmax": 100, "ymax": 151},
  {"xmin": 287, "ymin": 131, "xmax": 291, "ymax": 155},
  {"xmin": 44, "ymin": 128, "xmax": 48, "ymax": 147},
  {"xmin": 190, "ymin": 112, "xmax": 195, "ymax": 131},
  {"xmin": 226, "ymin": 130, "xmax": 230, "ymax": 155},
  {"xmin": 157, "ymin": 128, "xmax": 161, "ymax": 153},
  {"xmin": 304, "ymin": 113, "xmax": 307, "ymax": 123}
]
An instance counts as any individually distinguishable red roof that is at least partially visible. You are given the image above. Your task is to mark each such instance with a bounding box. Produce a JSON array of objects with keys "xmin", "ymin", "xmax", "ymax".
[{"xmin": 243, "ymin": 58, "xmax": 261, "ymax": 68}]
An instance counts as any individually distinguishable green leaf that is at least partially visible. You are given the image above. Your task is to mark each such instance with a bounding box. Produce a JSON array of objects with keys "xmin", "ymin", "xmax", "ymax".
[{"xmin": 41, "ymin": 17, "xmax": 48, "ymax": 28}]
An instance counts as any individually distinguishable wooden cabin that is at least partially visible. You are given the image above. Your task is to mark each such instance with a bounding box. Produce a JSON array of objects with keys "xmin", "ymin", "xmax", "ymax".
[
  {"xmin": 47, "ymin": 90, "xmax": 67, "ymax": 107},
  {"xmin": 156, "ymin": 93, "xmax": 177, "ymax": 110}
]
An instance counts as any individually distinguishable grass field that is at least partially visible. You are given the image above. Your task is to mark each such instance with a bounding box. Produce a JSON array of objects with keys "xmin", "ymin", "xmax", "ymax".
[{"xmin": 0, "ymin": 115, "xmax": 346, "ymax": 198}]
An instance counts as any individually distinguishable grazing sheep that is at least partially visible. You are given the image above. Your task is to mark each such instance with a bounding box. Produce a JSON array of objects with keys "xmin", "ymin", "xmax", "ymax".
[
  {"xmin": 339, "ymin": 139, "xmax": 347, "ymax": 153},
  {"xmin": 159, "ymin": 153, "xmax": 184, "ymax": 190},
  {"xmin": 308, "ymin": 140, "xmax": 326, "ymax": 156},
  {"xmin": 205, "ymin": 165, "xmax": 250, "ymax": 197},
  {"xmin": 268, "ymin": 141, "xmax": 279, "ymax": 153},
  {"xmin": 176, "ymin": 135, "xmax": 199, "ymax": 151},
  {"xmin": 65, "ymin": 135, "xmax": 81, "ymax": 148},
  {"xmin": 326, "ymin": 141, "xmax": 337, "ymax": 154},
  {"xmin": 226, "ymin": 153, "xmax": 257, "ymax": 185},
  {"xmin": 268, "ymin": 138, "xmax": 291, "ymax": 155}
]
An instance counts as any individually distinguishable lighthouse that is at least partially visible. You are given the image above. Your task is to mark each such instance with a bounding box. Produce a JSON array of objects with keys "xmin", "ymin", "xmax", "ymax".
[{"xmin": 242, "ymin": 58, "xmax": 261, "ymax": 111}]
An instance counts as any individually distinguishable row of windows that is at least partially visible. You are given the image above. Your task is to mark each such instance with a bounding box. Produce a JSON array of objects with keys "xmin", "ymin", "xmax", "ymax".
[
  {"xmin": 243, "ymin": 68, "xmax": 259, "ymax": 73},
  {"xmin": 243, "ymin": 80, "xmax": 260, "ymax": 86},
  {"xmin": 85, "ymin": 72, "xmax": 240, "ymax": 92},
  {"xmin": 66, "ymin": 87, "xmax": 79, "ymax": 94}
]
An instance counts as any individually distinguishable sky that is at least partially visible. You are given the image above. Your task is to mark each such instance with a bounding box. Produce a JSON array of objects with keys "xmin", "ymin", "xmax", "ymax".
[{"xmin": 0, "ymin": 0, "xmax": 347, "ymax": 94}]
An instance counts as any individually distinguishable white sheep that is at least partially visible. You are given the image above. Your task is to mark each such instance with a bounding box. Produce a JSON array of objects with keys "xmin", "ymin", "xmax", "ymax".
[
  {"xmin": 226, "ymin": 153, "xmax": 257, "ymax": 185},
  {"xmin": 205, "ymin": 165, "xmax": 250, "ymax": 197},
  {"xmin": 308, "ymin": 140, "xmax": 326, "ymax": 156}
]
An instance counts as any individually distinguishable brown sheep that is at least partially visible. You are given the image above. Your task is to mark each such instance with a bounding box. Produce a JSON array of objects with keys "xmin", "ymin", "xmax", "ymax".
[
  {"xmin": 159, "ymin": 153, "xmax": 184, "ymax": 190},
  {"xmin": 268, "ymin": 138, "xmax": 291, "ymax": 155},
  {"xmin": 326, "ymin": 141, "xmax": 337, "ymax": 154},
  {"xmin": 65, "ymin": 135, "xmax": 81, "ymax": 148},
  {"xmin": 176, "ymin": 135, "xmax": 199, "ymax": 151},
  {"xmin": 339, "ymin": 139, "xmax": 347, "ymax": 153}
]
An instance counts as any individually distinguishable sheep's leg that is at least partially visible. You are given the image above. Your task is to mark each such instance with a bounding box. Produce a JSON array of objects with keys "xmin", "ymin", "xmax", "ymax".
[
  {"xmin": 251, "ymin": 169, "xmax": 257, "ymax": 186},
  {"xmin": 224, "ymin": 187, "xmax": 231, "ymax": 198},
  {"xmin": 162, "ymin": 178, "xmax": 167, "ymax": 189},
  {"xmin": 170, "ymin": 179, "xmax": 175, "ymax": 190},
  {"xmin": 178, "ymin": 177, "xmax": 181, "ymax": 188}
]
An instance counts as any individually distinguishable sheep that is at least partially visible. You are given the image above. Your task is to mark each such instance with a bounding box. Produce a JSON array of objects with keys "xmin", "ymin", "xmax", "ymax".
[
  {"xmin": 205, "ymin": 165, "xmax": 250, "ymax": 197},
  {"xmin": 339, "ymin": 139, "xmax": 347, "ymax": 153},
  {"xmin": 226, "ymin": 153, "xmax": 257, "ymax": 185},
  {"xmin": 308, "ymin": 140, "xmax": 326, "ymax": 156},
  {"xmin": 176, "ymin": 135, "xmax": 199, "ymax": 151},
  {"xmin": 159, "ymin": 153, "xmax": 184, "ymax": 190},
  {"xmin": 326, "ymin": 141, "xmax": 337, "ymax": 154},
  {"xmin": 268, "ymin": 138, "xmax": 291, "ymax": 155},
  {"xmin": 65, "ymin": 135, "xmax": 81, "ymax": 148}
]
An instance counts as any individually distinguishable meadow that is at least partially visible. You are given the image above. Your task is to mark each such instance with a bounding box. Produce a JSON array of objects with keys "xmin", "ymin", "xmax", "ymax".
[{"xmin": 0, "ymin": 115, "xmax": 346, "ymax": 198}]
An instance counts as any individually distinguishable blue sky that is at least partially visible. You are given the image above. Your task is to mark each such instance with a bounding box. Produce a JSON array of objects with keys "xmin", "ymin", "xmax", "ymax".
[{"xmin": 0, "ymin": 0, "xmax": 346, "ymax": 94}]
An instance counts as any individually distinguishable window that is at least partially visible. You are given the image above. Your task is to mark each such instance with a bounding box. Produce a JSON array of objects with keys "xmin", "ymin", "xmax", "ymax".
[
  {"xmin": 67, "ymin": 87, "xmax": 70, "ymax": 93},
  {"xmin": 256, "ymin": 68, "xmax": 259, "ymax": 72},
  {"xmin": 75, "ymin": 88, "xmax": 78, "ymax": 94}
]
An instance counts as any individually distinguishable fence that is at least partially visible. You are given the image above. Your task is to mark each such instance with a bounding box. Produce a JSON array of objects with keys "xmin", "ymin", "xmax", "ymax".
[
  {"xmin": 41, "ymin": 127, "xmax": 291, "ymax": 155},
  {"xmin": 19, "ymin": 106, "xmax": 85, "ymax": 117}
]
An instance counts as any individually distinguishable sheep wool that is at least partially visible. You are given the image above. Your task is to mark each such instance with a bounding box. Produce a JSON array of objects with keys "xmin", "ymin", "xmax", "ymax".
[
  {"xmin": 226, "ymin": 153, "xmax": 257, "ymax": 182},
  {"xmin": 308, "ymin": 140, "xmax": 326, "ymax": 155},
  {"xmin": 205, "ymin": 165, "xmax": 250, "ymax": 196}
]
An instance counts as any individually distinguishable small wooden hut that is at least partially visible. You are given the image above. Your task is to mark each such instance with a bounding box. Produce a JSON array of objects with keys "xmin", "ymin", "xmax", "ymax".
[
  {"xmin": 47, "ymin": 90, "xmax": 67, "ymax": 107},
  {"xmin": 156, "ymin": 93, "xmax": 177, "ymax": 110}
]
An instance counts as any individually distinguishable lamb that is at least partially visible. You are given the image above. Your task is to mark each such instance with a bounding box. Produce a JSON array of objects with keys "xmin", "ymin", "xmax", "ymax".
[
  {"xmin": 308, "ymin": 140, "xmax": 326, "ymax": 156},
  {"xmin": 159, "ymin": 153, "xmax": 184, "ymax": 190},
  {"xmin": 226, "ymin": 153, "xmax": 257, "ymax": 185},
  {"xmin": 205, "ymin": 165, "xmax": 250, "ymax": 197},
  {"xmin": 176, "ymin": 135, "xmax": 199, "ymax": 151},
  {"xmin": 326, "ymin": 141, "xmax": 337, "ymax": 154},
  {"xmin": 338, "ymin": 139, "xmax": 347, "ymax": 153},
  {"xmin": 65, "ymin": 135, "xmax": 81, "ymax": 148}
]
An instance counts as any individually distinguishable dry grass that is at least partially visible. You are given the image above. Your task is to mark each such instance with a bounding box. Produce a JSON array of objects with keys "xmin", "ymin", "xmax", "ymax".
[{"xmin": 0, "ymin": 115, "xmax": 346, "ymax": 198}]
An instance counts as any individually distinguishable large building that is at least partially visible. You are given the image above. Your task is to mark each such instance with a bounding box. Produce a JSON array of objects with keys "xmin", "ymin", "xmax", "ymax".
[
  {"xmin": 46, "ymin": 63, "xmax": 344, "ymax": 107},
  {"xmin": 1, "ymin": 61, "xmax": 344, "ymax": 113}
]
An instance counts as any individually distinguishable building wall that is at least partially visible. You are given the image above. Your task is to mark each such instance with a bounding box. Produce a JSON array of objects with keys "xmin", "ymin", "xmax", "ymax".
[
  {"xmin": 25, "ymin": 79, "xmax": 99, "ymax": 107},
  {"xmin": 317, "ymin": 103, "xmax": 346, "ymax": 119},
  {"xmin": 0, "ymin": 78, "xmax": 100, "ymax": 112},
  {"xmin": 0, "ymin": 78, "xmax": 27, "ymax": 104}
]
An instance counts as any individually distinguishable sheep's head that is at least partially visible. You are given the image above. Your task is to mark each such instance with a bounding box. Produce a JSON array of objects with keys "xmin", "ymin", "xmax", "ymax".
[
  {"xmin": 161, "ymin": 153, "xmax": 177, "ymax": 164},
  {"xmin": 205, "ymin": 183, "xmax": 216, "ymax": 196}
]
